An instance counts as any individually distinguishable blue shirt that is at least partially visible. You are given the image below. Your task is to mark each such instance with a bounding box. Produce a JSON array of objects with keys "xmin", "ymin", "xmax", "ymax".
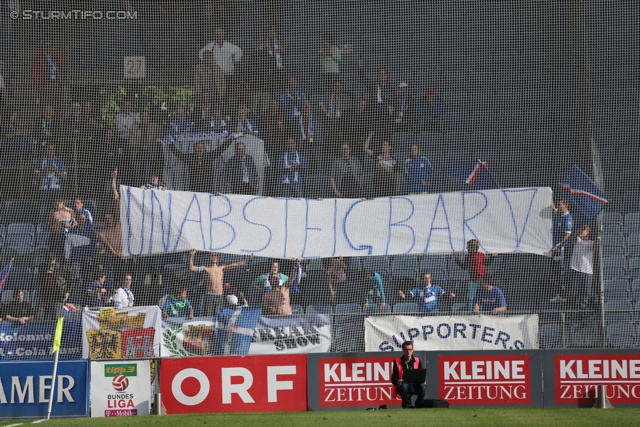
[
  {"xmin": 237, "ymin": 119, "xmax": 259, "ymax": 134},
  {"xmin": 278, "ymin": 151, "xmax": 307, "ymax": 189},
  {"xmin": 405, "ymin": 156, "xmax": 434, "ymax": 193},
  {"xmin": 35, "ymin": 157, "xmax": 67, "ymax": 193},
  {"xmin": 364, "ymin": 272, "xmax": 385, "ymax": 305},
  {"xmin": 420, "ymin": 100, "xmax": 445, "ymax": 122},
  {"xmin": 409, "ymin": 284, "xmax": 445, "ymax": 313},
  {"xmin": 553, "ymin": 211, "xmax": 573, "ymax": 248},
  {"xmin": 168, "ymin": 118, "xmax": 199, "ymax": 137},
  {"xmin": 475, "ymin": 287, "xmax": 507, "ymax": 315},
  {"xmin": 279, "ymin": 90, "xmax": 307, "ymax": 126}
]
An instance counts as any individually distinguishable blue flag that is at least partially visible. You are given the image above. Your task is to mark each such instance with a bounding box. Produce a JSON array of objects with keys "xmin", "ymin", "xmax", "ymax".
[
  {"xmin": 214, "ymin": 307, "xmax": 262, "ymax": 356},
  {"xmin": 0, "ymin": 259, "xmax": 13, "ymax": 293},
  {"xmin": 559, "ymin": 165, "xmax": 608, "ymax": 222},
  {"xmin": 447, "ymin": 159, "xmax": 501, "ymax": 190}
]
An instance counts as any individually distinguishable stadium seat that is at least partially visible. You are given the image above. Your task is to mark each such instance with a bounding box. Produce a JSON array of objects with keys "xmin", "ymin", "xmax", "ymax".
[
  {"xmin": 602, "ymin": 246, "xmax": 626, "ymax": 257},
  {"xmin": 603, "ymin": 265, "xmax": 628, "ymax": 281},
  {"xmin": 539, "ymin": 323, "xmax": 563, "ymax": 349},
  {"xmin": 627, "ymin": 234, "xmax": 640, "ymax": 248},
  {"xmin": 36, "ymin": 223, "xmax": 51, "ymax": 250},
  {"xmin": 568, "ymin": 324, "xmax": 599, "ymax": 348},
  {"xmin": 419, "ymin": 255, "xmax": 447, "ymax": 274},
  {"xmin": 7, "ymin": 223, "xmax": 35, "ymax": 238},
  {"xmin": 606, "ymin": 322, "xmax": 637, "ymax": 349},
  {"xmin": 393, "ymin": 302, "xmax": 421, "ymax": 313},
  {"xmin": 1, "ymin": 289, "xmax": 13, "ymax": 303},
  {"xmin": 448, "ymin": 257, "xmax": 470, "ymax": 282},
  {"xmin": 362, "ymin": 256, "xmax": 391, "ymax": 273},
  {"xmin": 6, "ymin": 266, "xmax": 33, "ymax": 290},
  {"xmin": 451, "ymin": 302, "xmax": 468, "ymax": 313},
  {"xmin": 306, "ymin": 304, "xmax": 333, "ymax": 314},
  {"xmin": 4, "ymin": 202, "xmax": 35, "ymax": 224},
  {"xmin": 604, "ymin": 278, "xmax": 630, "ymax": 291},
  {"xmin": 0, "ymin": 224, "xmax": 4, "ymax": 248},
  {"xmin": 334, "ymin": 303, "xmax": 362, "ymax": 325},
  {"xmin": 391, "ymin": 256, "xmax": 418, "ymax": 274},
  {"xmin": 632, "ymin": 279, "xmax": 640, "ymax": 303},
  {"xmin": 604, "ymin": 300, "xmax": 633, "ymax": 324},
  {"xmin": 604, "ymin": 287, "xmax": 630, "ymax": 303},
  {"xmin": 603, "ymin": 255, "xmax": 628, "ymax": 268},
  {"xmin": 5, "ymin": 233, "xmax": 35, "ymax": 255},
  {"xmin": 629, "ymin": 258, "xmax": 640, "ymax": 279},
  {"xmin": 602, "ymin": 232, "xmax": 625, "ymax": 248},
  {"xmin": 602, "ymin": 222, "xmax": 623, "ymax": 234},
  {"xmin": 363, "ymin": 304, "xmax": 390, "ymax": 315},
  {"xmin": 629, "ymin": 245, "xmax": 640, "ymax": 258},
  {"xmin": 602, "ymin": 211, "xmax": 624, "ymax": 225},
  {"xmin": 624, "ymin": 213, "xmax": 640, "ymax": 235}
]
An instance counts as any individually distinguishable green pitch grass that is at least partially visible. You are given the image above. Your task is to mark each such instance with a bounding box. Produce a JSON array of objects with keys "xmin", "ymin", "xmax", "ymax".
[{"xmin": 2, "ymin": 409, "xmax": 640, "ymax": 427}]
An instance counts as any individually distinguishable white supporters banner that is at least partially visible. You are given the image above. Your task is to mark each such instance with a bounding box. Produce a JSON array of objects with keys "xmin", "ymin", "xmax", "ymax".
[
  {"xmin": 365, "ymin": 314, "xmax": 539, "ymax": 351},
  {"xmin": 120, "ymin": 186, "xmax": 553, "ymax": 258}
]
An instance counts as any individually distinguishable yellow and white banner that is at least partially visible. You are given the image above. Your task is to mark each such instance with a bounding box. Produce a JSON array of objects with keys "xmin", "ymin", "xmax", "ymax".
[{"xmin": 82, "ymin": 306, "xmax": 162, "ymax": 359}]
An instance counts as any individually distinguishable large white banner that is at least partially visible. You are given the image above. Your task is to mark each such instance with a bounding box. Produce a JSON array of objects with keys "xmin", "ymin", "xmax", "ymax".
[
  {"xmin": 121, "ymin": 186, "xmax": 553, "ymax": 258},
  {"xmin": 365, "ymin": 314, "xmax": 539, "ymax": 351}
]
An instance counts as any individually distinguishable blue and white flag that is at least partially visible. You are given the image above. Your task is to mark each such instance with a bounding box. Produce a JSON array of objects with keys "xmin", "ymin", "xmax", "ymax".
[
  {"xmin": 559, "ymin": 165, "xmax": 608, "ymax": 221},
  {"xmin": 214, "ymin": 307, "xmax": 262, "ymax": 356},
  {"xmin": 447, "ymin": 159, "xmax": 501, "ymax": 190}
]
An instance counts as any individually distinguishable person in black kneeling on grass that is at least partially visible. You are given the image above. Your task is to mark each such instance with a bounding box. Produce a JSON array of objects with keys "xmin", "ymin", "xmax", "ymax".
[{"xmin": 391, "ymin": 340, "xmax": 427, "ymax": 408}]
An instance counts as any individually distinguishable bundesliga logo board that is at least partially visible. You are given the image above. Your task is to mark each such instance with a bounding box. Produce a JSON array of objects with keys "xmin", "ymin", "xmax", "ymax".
[{"xmin": 90, "ymin": 361, "xmax": 151, "ymax": 417}]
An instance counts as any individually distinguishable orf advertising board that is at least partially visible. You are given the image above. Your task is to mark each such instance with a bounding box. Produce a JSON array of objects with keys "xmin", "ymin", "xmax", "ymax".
[
  {"xmin": 0, "ymin": 359, "xmax": 89, "ymax": 418},
  {"xmin": 306, "ymin": 352, "xmax": 426, "ymax": 410},
  {"xmin": 550, "ymin": 352, "xmax": 640, "ymax": 407},
  {"xmin": 161, "ymin": 355, "xmax": 307, "ymax": 413},
  {"xmin": 438, "ymin": 353, "xmax": 541, "ymax": 406},
  {"xmin": 90, "ymin": 361, "xmax": 151, "ymax": 417}
]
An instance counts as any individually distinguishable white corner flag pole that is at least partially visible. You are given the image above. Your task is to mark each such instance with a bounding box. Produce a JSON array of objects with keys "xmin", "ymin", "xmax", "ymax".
[{"xmin": 47, "ymin": 317, "xmax": 65, "ymax": 420}]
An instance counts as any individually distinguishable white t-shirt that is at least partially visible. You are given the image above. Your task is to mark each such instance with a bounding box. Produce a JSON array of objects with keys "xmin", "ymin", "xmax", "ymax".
[
  {"xmin": 570, "ymin": 237, "xmax": 595, "ymax": 274},
  {"xmin": 199, "ymin": 41, "xmax": 242, "ymax": 75},
  {"xmin": 111, "ymin": 286, "xmax": 135, "ymax": 308}
]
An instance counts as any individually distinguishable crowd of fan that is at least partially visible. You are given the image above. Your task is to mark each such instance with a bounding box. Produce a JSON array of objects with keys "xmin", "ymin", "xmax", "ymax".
[{"xmin": 0, "ymin": 25, "xmax": 528, "ymax": 324}]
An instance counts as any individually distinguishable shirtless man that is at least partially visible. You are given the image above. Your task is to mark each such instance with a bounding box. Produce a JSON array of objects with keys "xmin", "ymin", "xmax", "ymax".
[
  {"xmin": 189, "ymin": 249, "xmax": 254, "ymax": 317},
  {"xmin": 48, "ymin": 199, "xmax": 76, "ymax": 260},
  {"xmin": 262, "ymin": 272, "xmax": 292, "ymax": 315}
]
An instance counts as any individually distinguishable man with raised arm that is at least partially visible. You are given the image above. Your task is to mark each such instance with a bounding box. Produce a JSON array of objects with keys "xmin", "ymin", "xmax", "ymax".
[{"xmin": 189, "ymin": 249, "xmax": 254, "ymax": 316}]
